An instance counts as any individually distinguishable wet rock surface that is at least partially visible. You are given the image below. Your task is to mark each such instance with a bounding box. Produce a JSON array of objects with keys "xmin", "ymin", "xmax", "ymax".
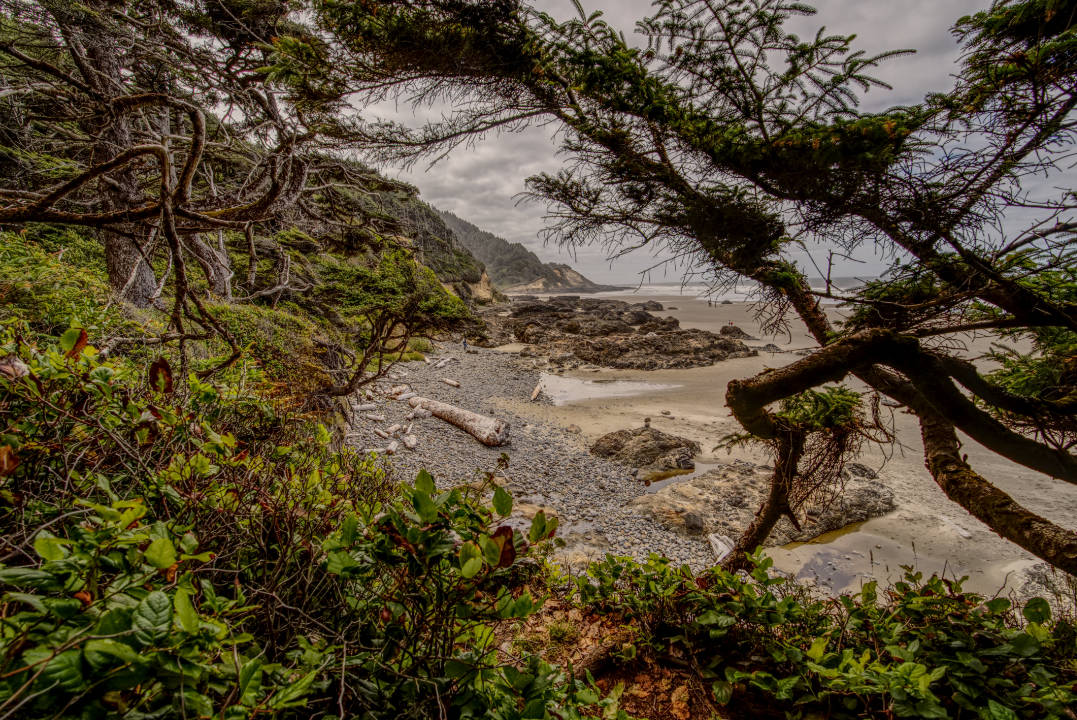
[
  {"xmin": 479, "ymin": 296, "xmax": 756, "ymax": 369},
  {"xmin": 591, "ymin": 425, "xmax": 701, "ymax": 472},
  {"xmin": 629, "ymin": 461, "xmax": 896, "ymax": 545}
]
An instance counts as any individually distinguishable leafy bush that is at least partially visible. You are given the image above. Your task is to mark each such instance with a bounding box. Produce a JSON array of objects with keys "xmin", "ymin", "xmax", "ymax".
[
  {"xmin": 0, "ymin": 230, "xmax": 125, "ymax": 337},
  {"xmin": 0, "ymin": 324, "xmax": 625, "ymax": 719},
  {"xmin": 574, "ymin": 553, "xmax": 1077, "ymax": 719}
]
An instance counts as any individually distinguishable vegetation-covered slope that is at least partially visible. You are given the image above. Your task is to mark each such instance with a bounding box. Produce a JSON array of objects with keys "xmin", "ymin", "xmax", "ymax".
[{"xmin": 438, "ymin": 210, "xmax": 620, "ymax": 292}]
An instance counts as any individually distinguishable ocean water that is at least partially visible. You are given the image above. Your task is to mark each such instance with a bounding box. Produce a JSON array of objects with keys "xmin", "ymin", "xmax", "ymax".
[{"xmin": 595, "ymin": 276, "xmax": 872, "ymax": 304}]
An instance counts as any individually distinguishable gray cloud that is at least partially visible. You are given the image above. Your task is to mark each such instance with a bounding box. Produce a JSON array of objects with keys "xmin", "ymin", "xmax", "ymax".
[{"xmin": 370, "ymin": 1, "xmax": 986, "ymax": 284}]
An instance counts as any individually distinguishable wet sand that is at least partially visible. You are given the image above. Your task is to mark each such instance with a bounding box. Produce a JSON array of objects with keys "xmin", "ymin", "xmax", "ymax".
[{"xmin": 496, "ymin": 293, "xmax": 1077, "ymax": 596}]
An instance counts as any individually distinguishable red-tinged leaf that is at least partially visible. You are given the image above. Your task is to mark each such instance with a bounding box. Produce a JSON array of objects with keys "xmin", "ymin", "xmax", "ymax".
[
  {"xmin": 65, "ymin": 328, "xmax": 88, "ymax": 359},
  {"xmin": 148, "ymin": 357, "xmax": 173, "ymax": 394},
  {"xmin": 0, "ymin": 446, "xmax": 19, "ymax": 477},
  {"xmin": 491, "ymin": 525, "xmax": 516, "ymax": 568}
]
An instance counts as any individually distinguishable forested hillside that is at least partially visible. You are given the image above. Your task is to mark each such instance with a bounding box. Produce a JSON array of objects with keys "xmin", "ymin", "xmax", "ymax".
[{"xmin": 439, "ymin": 209, "xmax": 620, "ymax": 292}]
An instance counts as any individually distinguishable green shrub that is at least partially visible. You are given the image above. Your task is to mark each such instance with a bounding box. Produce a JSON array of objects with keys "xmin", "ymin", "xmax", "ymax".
[
  {"xmin": 0, "ymin": 325, "xmax": 628, "ymax": 719},
  {"xmin": 575, "ymin": 553, "xmax": 1077, "ymax": 719},
  {"xmin": 0, "ymin": 231, "xmax": 124, "ymax": 337}
]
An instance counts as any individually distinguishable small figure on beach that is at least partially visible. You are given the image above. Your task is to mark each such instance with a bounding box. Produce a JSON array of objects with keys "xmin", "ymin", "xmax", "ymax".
[{"xmin": 462, "ymin": 337, "xmax": 469, "ymax": 351}]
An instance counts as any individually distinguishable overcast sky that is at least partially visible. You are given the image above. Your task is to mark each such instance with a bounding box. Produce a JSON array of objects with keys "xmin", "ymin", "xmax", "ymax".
[{"xmin": 370, "ymin": 0, "xmax": 985, "ymax": 284}]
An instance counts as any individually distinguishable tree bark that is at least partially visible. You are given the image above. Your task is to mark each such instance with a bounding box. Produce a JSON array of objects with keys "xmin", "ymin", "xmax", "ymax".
[
  {"xmin": 51, "ymin": 0, "xmax": 158, "ymax": 306},
  {"xmin": 723, "ymin": 429, "xmax": 805, "ymax": 572},
  {"xmin": 917, "ymin": 409, "xmax": 1077, "ymax": 575}
]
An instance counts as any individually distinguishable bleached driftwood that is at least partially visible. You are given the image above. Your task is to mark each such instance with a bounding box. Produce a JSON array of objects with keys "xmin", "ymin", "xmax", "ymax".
[
  {"xmin": 442, "ymin": 378, "xmax": 461, "ymax": 388},
  {"xmin": 387, "ymin": 424, "xmax": 402, "ymax": 436},
  {"xmin": 407, "ymin": 409, "xmax": 433, "ymax": 420},
  {"xmin": 434, "ymin": 357, "xmax": 456, "ymax": 369},
  {"xmin": 407, "ymin": 396, "xmax": 510, "ymax": 446},
  {"xmin": 390, "ymin": 384, "xmax": 409, "ymax": 396},
  {"xmin": 708, "ymin": 534, "xmax": 734, "ymax": 562},
  {"xmin": 396, "ymin": 391, "xmax": 417, "ymax": 401},
  {"xmin": 353, "ymin": 403, "xmax": 377, "ymax": 412},
  {"xmin": 365, "ymin": 414, "xmax": 386, "ymax": 422},
  {"xmin": 402, "ymin": 434, "xmax": 418, "ymax": 450},
  {"xmin": 373, "ymin": 428, "xmax": 390, "ymax": 440},
  {"xmin": 386, "ymin": 440, "xmax": 400, "ymax": 455},
  {"xmin": 530, "ymin": 383, "xmax": 542, "ymax": 402},
  {"xmin": 363, "ymin": 448, "xmax": 386, "ymax": 455}
]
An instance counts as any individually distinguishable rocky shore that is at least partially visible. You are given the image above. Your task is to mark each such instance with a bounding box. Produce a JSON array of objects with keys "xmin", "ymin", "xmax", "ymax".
[
  {"xmin": 345, "ymin": 337, "xmax": 893, "ymax": 572},
  {"xmin": 479, "ymin": 295, "xmax": 758, "ymax": 370}
]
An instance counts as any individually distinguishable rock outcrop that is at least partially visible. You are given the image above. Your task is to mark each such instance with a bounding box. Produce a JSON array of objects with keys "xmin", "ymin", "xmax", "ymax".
[
  {"xmin": 628, "ymin": 461, "xmax": 895, "ymax": 544},
  {"xmin": 591, "ymin": 426, "xmax": 701, "ymax": 472},
  {"xmin": 480, "ymin": 295, "xmax": 757, "ymax": 369}
]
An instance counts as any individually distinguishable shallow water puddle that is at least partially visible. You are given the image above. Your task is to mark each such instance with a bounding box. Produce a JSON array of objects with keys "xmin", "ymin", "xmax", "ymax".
[
  {"xmin": 643, "ymin": 461, "xmax": 723, "ymax": 492},
  {"xmin": 538, "ymin": 373, "xmax": 680, "ymax": 406}
]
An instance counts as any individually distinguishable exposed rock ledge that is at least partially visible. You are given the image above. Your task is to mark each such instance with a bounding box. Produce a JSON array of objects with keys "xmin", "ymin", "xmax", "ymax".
[
  {"xmin": 629, "ymin": 460, "xmax": 895, "ymax": 546},
  {"xmin": 591, "ymin": 425, "xmax": 701, "ymax": 474},
  {"xmin": 479, "ymin": 295, "xmax": 757, "ymax": 369}
]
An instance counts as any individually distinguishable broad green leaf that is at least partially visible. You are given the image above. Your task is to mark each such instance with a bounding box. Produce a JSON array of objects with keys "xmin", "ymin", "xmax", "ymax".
[
  {"xmin": 492, "ymin": 485, "xmax": 513, "ymax": 516},
  {"xmin": 806, "ymin": 637, "xmax": 829, "ymax": 662},
  {"xmin": 413, "ymin": 490, "xmax": 439, "ymax": 523},
  {"xmin": 528, "ymin": 511, "xmax": 547, "ymax": 544},
  {"xmin": 415, "ymin": 469, "xmax": 436, "ymax": 495},
  {"xmin": 268, "ymin": 669, "xmax": 317, "ymax": 709},
  {"xmin": 1022, "ymin": 597, "xmax": 1051, "ymax": 624},
  {"xmin": 46, "ymin": 650, "xmax": 87, "ymax": 692},
  {"xmin": 84, "ymin": 639, "xmax": 141, "ymax": 670},
  {"xmin": 4, "ymin": 592, "xmax": 46, "ymax": 613},
  {"xmin": 459, "ymin": 541, "xmax": 483, "ymax": 579},
  {"xmin": 239, "ymin": 658, "xmax": 264, "ymax": 705},
  {"xmin": 174, "ymin": 689, "xmax": 213, "ymax": 717},
  {"xmin": 174, "ymin": 588, "xmax": 199, "ymax": 634},
  {"xmin": 143, "ymin": 537, "xmax": 177, "ymax": 569},
  {"xmin": 326, "ymin": 550, "xmax": 359, "ymax": 575},
  {"xmin": 59, "ymin": 327, "xmax": 83, "ymax": 354},
  {"xmin": 1009, "ymin": 632, "xmax": 1040, "ymax": 657},
  {"xmin": 711, "ymin": 680, "xmax": 733, "ymax": 705},
  {"xmin": 179, "ymin": 531, "xmax": 199, "ymax": 554},
  {"xmin": 479, "ymin": 535, "xmax": 501, "ymax": 566},
  {"xmin": 132, "ymin": 590, "xmax": 173, "ymax": 647},
  {"xmin": 33, "ymin": 532, "xmax": 69, "ymax": 562},
  {"xmin": 95, "ymin": 608, "xmax": 132, "ymax": 636},
  {"xmin": 0, "ymin": 567, "xmax": 61, "ymax": 591},
  {"xmin": 985, "ymin": 699, "xmax": 1019, "ymax": 720}
]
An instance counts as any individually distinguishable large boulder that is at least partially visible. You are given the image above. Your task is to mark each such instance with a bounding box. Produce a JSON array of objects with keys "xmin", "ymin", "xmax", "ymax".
[
  {"xmin": 591, "ymin": 426, "xmax": 702, "ymax": 471},
  {"xmin": 628, "ymin": 461, "xmax": 895, "ymax": 544},
  {"xmin": 719, "ymin": 324, "xmax": 758, "ymax": 341}
]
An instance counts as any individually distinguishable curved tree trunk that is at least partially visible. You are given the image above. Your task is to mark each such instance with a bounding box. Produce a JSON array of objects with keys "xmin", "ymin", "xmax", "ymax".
[
  {"xmin": 50, "ymin": 0, "xmax": 158, "ymax": 307},
  {"xmin": 723, "ymin": 429, "xmax": 805, "ymax": 573}
]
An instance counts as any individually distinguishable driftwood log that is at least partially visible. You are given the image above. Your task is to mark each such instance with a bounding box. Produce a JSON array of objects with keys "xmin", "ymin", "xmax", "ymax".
[{"xmin": 408, "ymin": 396, "xmax": 510, "ymax": 446}]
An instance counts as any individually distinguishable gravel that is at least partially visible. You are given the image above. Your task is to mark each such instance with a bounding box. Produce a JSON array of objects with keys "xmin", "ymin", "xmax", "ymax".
[{"xmin": 346, "ymin": 344, "xmax": 717, "ymax": 569}]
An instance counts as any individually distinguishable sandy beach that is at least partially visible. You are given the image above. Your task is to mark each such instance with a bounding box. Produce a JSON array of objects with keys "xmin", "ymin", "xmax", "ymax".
[{"xmin": 492, "ymin": 292, "xmax": 1077, "ymax": 597}]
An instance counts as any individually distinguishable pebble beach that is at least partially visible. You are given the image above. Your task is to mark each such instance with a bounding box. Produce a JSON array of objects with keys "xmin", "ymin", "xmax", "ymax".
[{"xmin": 346, "ymin": 293, "xmax": 1077, "ymax": 598}]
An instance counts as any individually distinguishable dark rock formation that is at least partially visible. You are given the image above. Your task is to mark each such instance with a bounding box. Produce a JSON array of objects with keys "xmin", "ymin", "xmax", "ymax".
[
  {"xmin": 591, "ymin": 426, "xmax": 702, "ymax": 472},
  {"xmin": 478, "ymin": 296, "xmax": 756, "ymax": 368},
  {"xmin": 719, "ymin": 324, "xmax": 758, "ymax": 341}
]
